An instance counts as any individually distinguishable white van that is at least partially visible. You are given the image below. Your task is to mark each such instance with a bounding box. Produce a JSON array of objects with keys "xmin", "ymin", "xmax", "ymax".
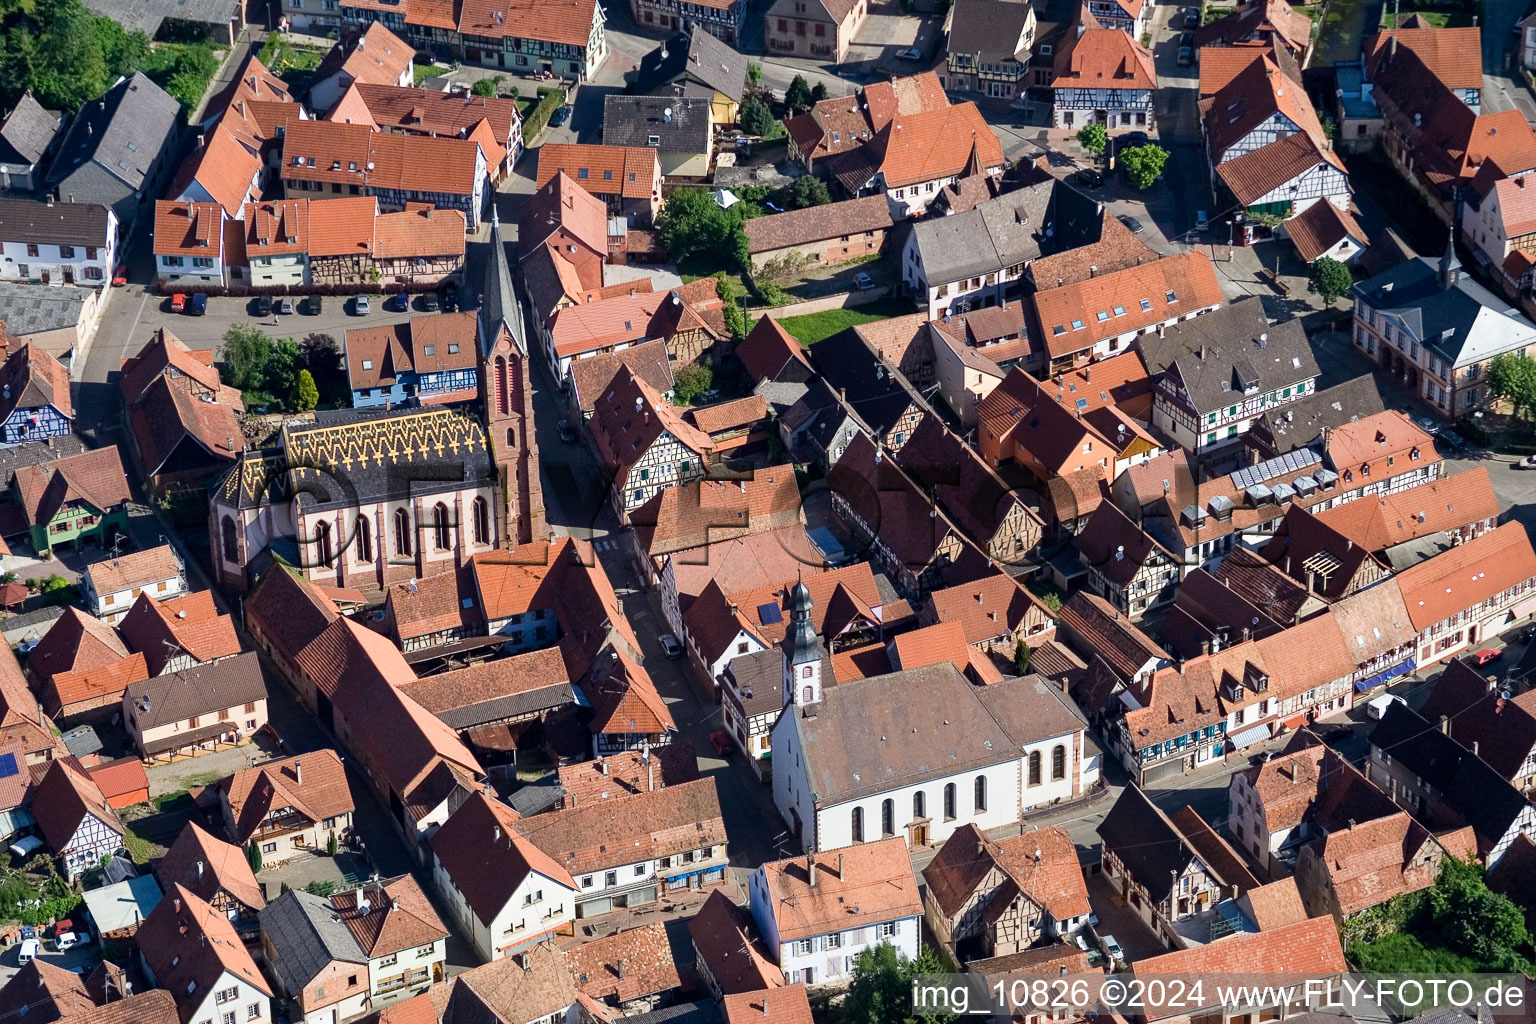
[
  {"xmin": 17, "ymin": 939, "xmax": 38, "ymax": 964},
  {"xmin": 1367, "ymin": 693, "xmax": 1406, "ymax": 720},
  {"xmin": 53, "ymin": 933, "xmax": 77, "ymax": 952}
]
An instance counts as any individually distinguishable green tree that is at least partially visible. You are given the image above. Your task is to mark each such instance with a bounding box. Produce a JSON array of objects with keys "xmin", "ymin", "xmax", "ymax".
[
  {"xmin": 740, "ymin": 95, "xmax": 775, "ymax": 137},
  {"xmin": 717, "ymin": 275, "xmax": 750, "ymax": 341},
  {"xmin": 247, "ymin": 838, "xmax": 262, "ymax": 873},
  {"xmin": 1015, "ymin": 639, "xmax": 1031, "ymax": 675},
  {"xmin": 265, "ymin": 337, "xmax": 303, "ymax": 409},
  {"xmin": 1487, "ymin": 350, "xmax": 1536, "ymax": 420},
  {"xmin": 658, "ymin": 187, "xmax": 749, "ymax": 269},
  {"xmin": 747, "ymin": 61, "xmax": 763, "ymax": 86},
  {"xmin": 221, "ymin": 325, "xmax": 273, "ymax": 391},
  {"xmin": 1119, "ymin": 143, "xmax": 1169, "ymax": 190},
  {"xmin": 672, "ymin": 363, "xmax": 713, "ymax": 405},
  {"xmin": 301, "ymin": 332, "xmax": 341, "ymax": 377},
  {"xmin": 1076, "ymin": 122, "xmax": 1107, "ymax": 158},
  {"xmin": 295, "ymin": 370, "xmax": 319, "ymax": 412},
  {"xmin": 840, "ymin": 945, "xmax": 957, "ymax": 1024},
  {"xmin": 1307, "ymin": 256, "xmax": 1353, "ymax": 307},
  {"xmin": 326, "ymin": 830, "xmax": 339, "ymax": 857},
  {"xmin": 472, "ymin": 75, "xmax": 502, "ymax": 96},
  {"xmin": 789, "ymin": 174, "xmax": 831, "ymax": 209},
  {"xmin": 1428, "ymin": 857, "xmax": 1531, "ymax": 971},
  {"xmin": 784, "ymin": 73, "xmax": 812, "ymax": 114},
  {"xmin": 809, "ymin": 81, "xmax": 829, "ymax": 103}
]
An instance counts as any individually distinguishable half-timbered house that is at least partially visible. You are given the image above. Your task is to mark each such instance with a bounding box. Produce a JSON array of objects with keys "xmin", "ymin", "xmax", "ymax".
[
  {"xmin": 157, "ymin": 822, "xmax": 267, "ymax": 936},
  {"xmin": 33, "ymin": 759, "xmax": 125, "ymax": 879},
  {"xmin": 588, "ymin": 365, "xmax": 715, "ymax": 515},
  {"xmin": 0, "ymin": 343, "xmax": 70, "ymax": 447},
  {"xmin": 1051, "ymin": 27, "xmax": 1156, "ymax": 132}
]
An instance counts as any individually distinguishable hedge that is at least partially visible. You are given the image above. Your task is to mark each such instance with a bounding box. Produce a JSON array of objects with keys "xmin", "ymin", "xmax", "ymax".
[{"xmin": 521, "ymin": 87, "xmax": 564, "ymax": 145}]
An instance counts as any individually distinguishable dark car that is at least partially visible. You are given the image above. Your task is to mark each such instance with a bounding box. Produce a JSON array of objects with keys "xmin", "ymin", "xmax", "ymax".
[
  {"xmin": 550, "ymin": 105, "xmax": 572, "ymax": 127},
  {"xmin": 419, "ymin": 291, "xmax": 440, "ymax": 312},
  {"xmin": 1178, "ymin": 45, "xmax": 1194, "ymax": 66},
  {"xmin": 276, "ymin": 296, "xmax": 295, "ymax": 315},
  {"xmin": 440, "ymin": 285, "xmax": 458, "ymax": 312},
  {"xmin": 558, "ymin": 421, "xmax": 576, "ymax": 444},
  {"xmin": 306, "ymin": 295, "xmax": 323, "ymax": 315},
  {"xmin": 189, "ymin": 292, "xmax": 208, "ymax": 316},
  {"xmin": 1183, "ymin": 7, "xmax": 1199, "ymax": 25},
  {"xmin": 253, "ymin": 295, "xmax": 273, "ymax": 317},
  {"xmin": 1117, "ymin": 214, "xmax": 1145, "ymax": 234},
  {"xmin": 1118, "ymin": 131, "xmax": 1151, "ymax": 149},
  {"xmin": 391, "ymin": 291, "xmax": 410, "ymax": 312},
  {"xmin": 1075, "ymin": 168, "xmax": 1104, "ymax": 188}
]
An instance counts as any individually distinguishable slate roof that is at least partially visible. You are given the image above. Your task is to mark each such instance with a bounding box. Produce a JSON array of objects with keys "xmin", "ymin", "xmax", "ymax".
[
  {"xmin": 46, "ymin": 73, "xmax": 178, "ymax": 191},
  {"xmin": 0, "ymin": 94, "xmax": 62, "ymax": 167},
  {"xmin": 0, "ymin": 198, "xmax": 111, "ymax": 247},
  {"xmin": 603, "ymin": 96, "xmax": 712, "ymax": 153},
  {"xmin": 259, "ymin": 888, "xmax": 367, "ymax": 998},
  {"xmin": 124, "ymin": 651, "xmax": 264, "ymax": 732},
  {"xmin": 910, "ymin": 179, "xmax": 1101, "ymax": 284},
  {"xmin": 635, "ymin": 27, "xmax": 747, "ymax": 104},
  {"xmin": 1250, "ymin": 373, "xmax": 1385, "ymax": 454},
  {"xmin": 1352, "ymin": 255, "xmax": 1536, "ymax": 369},
  {"xmin": 1419, "ymin": 658, "xmax": 1536, "ymax": 784}
]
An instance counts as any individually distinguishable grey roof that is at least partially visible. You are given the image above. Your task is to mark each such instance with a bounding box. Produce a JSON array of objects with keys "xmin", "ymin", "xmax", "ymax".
[
  {"xmin": 0, "ymin": 95, "xmax": 63, "ymax": 168},
  {"xmin": 123, "ymin": 652, "xmax": 266, "ymax": 731},
  {"xmin": 0, "ymin": 281, "xmax": 91, "ymax": 335},
  {"xmin": 46, "ymin": 73, "xmax": 179, "ymax": 191},
  {"xmin": 973, "ymin": 673, "xmax": 1089, "ymax": 745},
  {"xmin": 433, "ymin": 683, "xmax": 578, "ymax": 730},
  {"xmin": 479, "ymin": 212, "xmax": 525, "ymax": 357},
  {"xmin": 807, "ymin": 329, "xmax": 923, "ymax": 438},
  {"xmin": 60, "ymin": 724, "xmax": 102, "ymax": 759},
  {"xmin": 505, "ymin": 774, "xmax": 563, "ymax": 816},
  {"xmin": 1353, "ymin": 256, "xmax": 1536, "ymax": 369},
  {"xmin": 1137, "ymin": 297, "xmax": 1318, "ymax": 414},
  {"xmin": 82, "ymin": 874, "xmax": 162, "ymax": 935},
  {"xmin": 79, "ymin": 0, "xmax": 239, "ymax": 36},
  {"xmin": 625, "ymin": 1003, "xmax": 723, "ymax": 1024},
  {"xmin": 725, "ymin": 643, "xmax": 830, "ymax": 719},
  {"xmin": 259, "ymin": 889, "xmax": 367, "ymax": 999},
  {"xmin": 0, "ymin": 199, "xmax": 112, "ymax": 247},
  {"xmin": 947, "ymin": 0, "xmax": 1034, "ymax": 62},
  {"xmin": 785, "ymin": 661, "xmax": 1028, "ymax": 807},
  {"xmin": 635, "ymin": 27, "xmax": 746, "ymax": 104},
  {"xmin": 910, "ymin": 179, "xmax": 1103, "ymax": 283},
  {"xmin": 1253, "ymin": 373, "xmax": 1385, "ymax": 453},
  {"xmin": 603, "ymin": 95, "xmax": 712, "ymax": 154}
]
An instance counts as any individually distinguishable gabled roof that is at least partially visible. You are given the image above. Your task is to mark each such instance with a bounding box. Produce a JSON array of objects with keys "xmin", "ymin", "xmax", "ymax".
[
  {"xmin": 124, "ymin": 651, "xmax": 264, "ymax": 733},
  {"xmin": 84, "ymin": 544, "xmax": 179, "ymax": 596},
  {"xmin": 27, "ymin": 607, "xmax": 128, "ymax": 684},
  {"xmin": 139, "ymin": 885, "xmax": 271, "ymax": 1021},
  {"xmin": 1395, "ymin": 521, "xmax": 1536, "ymax": 630},
  {"xmin": 0, "ymin": 93, "xmax": 62, "ymax": 167},
  {"xmin": 588, "ymin": 365, "xmax": 714, "ymax": 479},
  {"xmin": 157, "ymin": 821, "xmax": 265, "ymax": 914},
  {"xmin": 1052, "ymin": 27, "xmax": 1156, "ymax": 90},
  {"xmin": 330, "ymin": 873, "xmax": 448, "ymax": 957},
  {"xmin": 1217, "ymin": 131, "xmax": 1343, "ymax": 206},
  {"xmin": 565, "ymin": 921, "xmax": 682, "ymax": 1004},
  {"xmin": 603, "ymin": 95, "xmax": 712, "ymax": 154},
  {"xmin": 430, "ymin": 791, "xmax": 576, "ymax": 927},
  {"xmin": 46, "ymin": 73, "xmax": 178, "ymax": 191},
  {"xmin": 686, "ymin": 890, "xmax": 781, "ymax": 996},
  {"xmin": 1058, "ymin": 591, "xmax": 1167, "ymax": 679},
  {"xmin": 32, "ymin": 758, "xmax": 123, "ymax": 851},
  {"xmin": 515, "ymin": 776, "xmax": 726, "ymax": 877},
  {"xmin": 923, "ymin": 823, "xmax": 1089, "ymax": 923},
  {"xmin": 635, "ymin": 26, "xmax": 747, "ymax": 104},
  {"xmin": 1195, "ymin": 0, "xmax": 1312, "ymax": 52},
  {"xmin": 119, "ymin": 327, "xmax": 227, "ymax": 405},
  {"xmin": 745, "ymin": 194, "xmax": 894, "ymax": 254},
  {"xmin": 1098, "ymin": 785, "xmax": 1230, "ymax": 901},
  {"xmin": 0, "ymin": 960, "xmax": 93, "ymax": 1024},
  {"xmin": 13, "ymin": 446, "xmax": 129, "ymax": 528},
  {"xmin": 220, "ymin": 749, "xmax": 355, "ymax": 844},
  {"xmin": 320, "ymin": 22, "xmax": 414, "ymax": 92},
  {"xmin": 1130, "ymin": 916, "xmax": 1346, "ymax": 975},
  {"xmin": 630, "ymin": 465, "xmax": 801, "ymax": 557},
  {"xmin": 518, "ymin": 170, "xmax": 607, "ymax": 258},
  {"xmin": 1365, "ymin": 26, "xmax": 1483, "ymax": 89},
  {"xmin": 0, "ymin": 198, "xmax": 111, "ymax": 247},
  {"xmin": 568, "ymin": 338, "xmax": 675, "ymax": 415},
  {"xmin": 947, "ymin": 0, "xmax": 1035, "ymax": 62},
  {"xmin": 1034, "ymin": 251, "xmax": 1225, "ymax": 357},
  {"xmin": 927, "ymin": 571, "xmax": 1051, "ymax": 646},
  {"xmin": 1204, "ymin": 55, "xmax": 1334, "ymax": 161},
  {"xmin": 174, "ymin": 126, "xmax": 262, "ymax": 218},
  {"xmin": 536, "ymin": 143, "xmax": 660, "ymax": 201},
  {"xmin": 1314, "ymin": 466, "xmax": 1498, "ymax": 553},
  {"xmin": 584, "ymin": 647, "xmax": 675, "ymax": 738},
  {"xmin": 1285, "ymin": 200, "xmax": 1368, "ymax": 263}
]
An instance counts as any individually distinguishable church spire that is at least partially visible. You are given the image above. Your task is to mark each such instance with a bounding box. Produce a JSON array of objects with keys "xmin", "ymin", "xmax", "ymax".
[
  {"xmin": 478, "ymin": 206, "xmax": 525, "ymax": 359},
  {"xmin": 783, "ymin": 578, "xmax": 822, "ymax": 708},
  {"xmin": 1438, "ymin": 225, "xmax": 1461, "ymax": 290}
]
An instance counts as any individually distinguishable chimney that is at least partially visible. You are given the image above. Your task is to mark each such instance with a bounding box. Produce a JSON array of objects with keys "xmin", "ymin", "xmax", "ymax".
[
  {"xmin": 45, "ymin": 195, "xmax": 53, "ymax": 207},
  {"xmin": 616, "ymin": 959, "xmax": 625, "ymax": 980},
  {"xmin": 294, "ymin": 760, "xmax": 302, "ymax": 786},
  {"xmin": 648, "ymin": 760, "xmax": 655, "ymax": 792},
  {"xmin": 598, "ymin": 759, "xmax": 607, "ymax": 776},
  {"xmin": 807, "ymin": 853, "xmax": 818, "ymax": 887},
  {"xmin": 838, "ymin": 852, "xmax": 845, "ymax": 879},
  {"xmin": 1440, "ymin": 714, "xmax": 1450, "ymax": 735},
  {"xmin": 1241, "ymin": 626, "xmax": 1251, "ymax": 642},
  {"xmin": 197, "ymin": 861, "xmax": 204, "ymax": 878},
  {"xmin": 1200, "ymin": 640, "xmax": 1210, "ymax": 655},
  {"xmin": 1473, "ymin": 740, "xmax": 1480, "ymax": 757},
  {"xmin": 493, "ymin": 824, "xmax": 502, "ymax": 842}
]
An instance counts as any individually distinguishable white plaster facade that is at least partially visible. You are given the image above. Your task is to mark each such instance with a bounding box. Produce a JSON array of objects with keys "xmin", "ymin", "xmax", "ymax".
[
  {"xmin": 747, "ymin": 870, "xmax": 919, "ymax": 988},
  {"xmin": 433, "ymin": 855, "xmax": 576, "ymax": 962}
]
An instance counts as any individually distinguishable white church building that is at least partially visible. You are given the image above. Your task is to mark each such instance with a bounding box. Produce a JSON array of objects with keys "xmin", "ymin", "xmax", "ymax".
[{"xmin": 769, "ymin": 581, "xmax": 1091, "ymax": 852}]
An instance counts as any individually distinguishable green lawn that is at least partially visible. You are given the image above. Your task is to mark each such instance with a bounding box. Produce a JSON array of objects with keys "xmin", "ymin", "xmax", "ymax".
[
  {"xmin": 1347, "ymin": 933, "xmax": 1481, "ymax": 974},
  {"xmin": 776, "ymin": 298, "xmax": 919, "ymax": 345}
]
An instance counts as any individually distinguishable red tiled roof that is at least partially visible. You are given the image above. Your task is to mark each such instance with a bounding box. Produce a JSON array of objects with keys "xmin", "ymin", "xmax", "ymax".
[
  {"xmin": 86, "ymin": 756, "xmax": 150, "ymax": 807},
  {"xmin": 515, "ymin": 776, "xmax": 726, "ymax": 877},
  {"xmin": 875, "ymin": 103, "xmax": 1003, "ymax": 189},
  {"xmin": 1314, "ymin": 466, "xmax": 1498, "ymax": 551},
  {"xmin": 630, "ymin": 465, "xmax": 801, "ymax": 557},
  {"xmin": 1131, "ymin": 915, "xmax": 1346, "ymax": 974},
  {"xmin": 537, "ymin": 144, "xmax": 660, "ymax": 200},
  {"xmin": 372, "ymin": 202, "xmax": 466, "ymax": 258},
  {"xmin": 28, "ymin": 607, "xmax": 128, "ymax": 684},
  {"xmin": 331, "ymin": 874, "xmax": 449, "ymax": 957},
  {"xmin": 1365, "ymin": 26, "xmax": 1482, "ymax": 89},
  {"xmin": 1396, "ymin": 521, "xmax": 1536, "ymax": 630},
  {"xmin": 1217, "ymin": 132, "xmax": 1341, "ymax": 206},
  {"xmin": 429, "ymin": 791, "xmax": 575, "ymax": 927},
  {"xmin": 32, "ymin": 759, "xmax": 122, "ymax": 852},
  {"xmin": 567, "ymin": 338, "xmax": 675, "ymax": 415},
  {"xmin": 891, "ymin": 620, "xmax": 971, "ymax": 672},
  {"xmin": 1033, "ymin": 252, "xmax": 1224, "ymax": 357},
  {"xmin": 14, "ymin": 446, "xmax": 130, "ymax": 528},
  {"xmin": 1284, "ymin": 200, "xmax": 1367, "ymax": 262},
  {"xmin": 758, "ymin": 838, "xmax": 920, "ymax": 942},
  {"xmin": 588, "ymin": 365, "xmax": 714, "ymax": 480},
  {"xmin": 153, "ymin": 200, "xmax": 227, "ymax": 260},
  {"xmin": 220, "ymin": 749, "xmax": 354, "ymax": 843},
  {"xmin": 565, "ymin": 922, "xmax": 681, "ymax": 1004},
  {"xmin": 47, "ymin": 653, "xmax": 149, "ymax": 716},
  {"xmin": 174, "ymin": 127, "xmax": 261, "ymax": 218},
  {"xmin": 1204, "ymin": 56, "xmax": 1332, "ymax": 160},
  {"xmin": 138, "ymin": 885, "xmax": 271, "ymax": 1021},
  {"xmin": 157, "ymin": 821, "xmax": 265, "ymax": 913},
  {"xmin": 337, "ymin": 22, "xmax": 415, "ymax": 89},
  {"xmin": 1052, "ymin": 27, "xmax": 1157, "ymax": 90},
  {"xmin": 1485, "ymin": 172, "xmax": 1536, "ymax": 239},
  {"xmin": 118, "ymin": 590, "xmax": 239, "ymax": 674},
  {"xmin": 686, "ymin": 890, "xmax": 781, "ymax": 995},
  {"xmin": 724, "ymin": 987, "xmax": 814, "ymax": 1024},
  {"xmin": 737, "ymin": 314, "xmax": 809, "ymax": 382},
  {"xmin": 283, "ymin": 119, "xmax": 482, "ymax": 197}
]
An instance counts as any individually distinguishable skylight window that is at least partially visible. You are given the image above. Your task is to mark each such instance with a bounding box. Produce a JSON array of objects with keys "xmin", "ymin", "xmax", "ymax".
[
  {"xmin": 362, "ymin": 359, "xmax": 374, "ymax": 370},
  {"xmin": 1139, "ymin": 298, "xmax": 1152, "ymax": 311},
  {"xmin": 423, "ymin": 345, "xmax": 436, "ymax": 356},
  {"xmin": 1053, "ymin": 324, "xmax": 1066, "ymax": 335},
  {"xmin": 1071, "ymin": 319, "xmax": 1085, "ymax": 330},
  {"xmin": 1113, "ymin": 305, "xmax": 1125, "ymax": 316},
  {"xmin": 1166, "ymin": 290, "xmax": 1178, "ymax": 302},
  {"xmin": 1096, "ymin": 311, "xmax": 1109, "ymax": 322}
]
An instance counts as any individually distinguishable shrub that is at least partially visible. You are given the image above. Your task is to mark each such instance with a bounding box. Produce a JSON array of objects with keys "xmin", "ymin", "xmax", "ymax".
[
  {"xmin": 673, "ymin": 363, "xmax": 713, "ymax": 405},
  {"xmin": 472, "ymin": 75, "xmax": 502, "ymax": 96}
]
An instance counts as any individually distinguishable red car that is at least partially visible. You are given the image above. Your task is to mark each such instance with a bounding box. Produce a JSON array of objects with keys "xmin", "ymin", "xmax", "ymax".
[
  {"xmin": 169, "ymin": 293, "xmax": 186, "ymax": 312},
  {"xmin": 1476, "ymin": 648, "xmax": 1504, "ymax": 665},
  {"xmin": 111, "ymin": 265, "xmax": 127, "ymax": 286}
]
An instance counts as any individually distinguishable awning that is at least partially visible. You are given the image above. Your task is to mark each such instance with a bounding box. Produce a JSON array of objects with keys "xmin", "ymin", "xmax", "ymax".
[
  {"xmin": 1274, "ymin": 714, "xmax": 1308, "ymax": 734},
  {"xmin": 1354, "ymin": 658, "xmax": 1416, "ymax": 691},
  {"xmin": 142, "ymin": 722, "xmax": 236, "ymax": 756},
  {"xmin": 1228, "ymin": 722, "xmax": 1272, "ymax": 749}
]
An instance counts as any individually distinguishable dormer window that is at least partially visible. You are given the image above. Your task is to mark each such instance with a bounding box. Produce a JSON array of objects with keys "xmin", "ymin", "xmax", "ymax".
[{"xmin": 648, "ymin": 135, "xmax": 660, "ymax": 146}]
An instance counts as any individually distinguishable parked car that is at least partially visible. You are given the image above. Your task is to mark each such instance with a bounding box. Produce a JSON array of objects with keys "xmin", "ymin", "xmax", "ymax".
[
  {"xmin": 169, "ymin": 293, "xmax": 187, "ymax": 313},
  {"xmin": 1438, "ymin": 429, "xmax": 1469, "ymax": 451},
  {"xmin": 1179, "ymin": 30, "xmax": 1194, "ymax": 44},
  {"xmin": 17, "ymin": 939, "xmax": 36, "ymax": 965},
  {"xmin": 111, "ymin": 265, "xmax": 127, "ymax": 286},
  {"xmin": 353, "ymin": 295, "xmax": 371, "ymax": 315},
  {"xmin": 53, "ymin": 933, "xmax": 77, "ymax": 952},
  {"xmin": 659, "ymin": 634, "xmax": 684, "ymax": 659},
  {"xmin": 1075, "ymin": 168, "xmax": 1104, "ymax": 188},
  {"xmin": 276, "ymin": 297, "xmax": 295, "ymax": 315},
  {"xmin": 419, "ymin": 290, "xmax": 440, "ymax": 312},
  {"xmin": 1117, "ymin": 131, "xmax": 1151, "ymax": 149},
  {"xmin": 895, "ymin": 47, "xmax": 923, "ymax": 60},
  {"xmin": 550, "ymin": 105, "xmax": 572, "ymax": 127},
  {"xmin": 1100, "ymin": 935, "xmax": 1124, "ymax": 966},
  {"xmin": 440, "ymin": 286, "xmax": 458, "ymax": 312},
  {"xmin": 854, "ymin": 272, "xmax": 874, "ymax": 290},
  {"xmin": 1477, "ymin": 647, "xmax": 1505, "ymax": 665},
  {"xmin": 253, "ymin": 295, "xmax": 273, "ymax": 317},
  {"xmin": 390, "ymin": 291, "xmax": 409, "ymax": 312},
  {"xmin": 1177, "ymin": 45, "xmax": 1194, "ymax": 65},
  {"xmin": 189, "ymin": 293, "xmax": 208, "ymax": 316},
  {"xmin": 1183, "ymin": 7, "xmax": 1199, "ymax": 25},
  {"xmin": 1117, "ymin": 214, "xmax": 1145, "ymax": 234},
  {"xmin": 1518, "ymin": 455, "xmax": 1536, "ymax": 470},
  {"xmin": 306, "ymin": 295, "xmax": 324, "ymax": 316},
  {"xmin": 558, "ymin": 421, "xmax": 576, "ymax": 444}
]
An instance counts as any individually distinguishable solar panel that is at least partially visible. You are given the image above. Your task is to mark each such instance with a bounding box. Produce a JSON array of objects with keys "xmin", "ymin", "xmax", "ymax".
[
  {"xmin": 757, "ymin": 602, "xmax": 783, "ymax": 625},
  {"xmin": 0, "ymin": 753, "xmax": 19, "ymax": 779}
]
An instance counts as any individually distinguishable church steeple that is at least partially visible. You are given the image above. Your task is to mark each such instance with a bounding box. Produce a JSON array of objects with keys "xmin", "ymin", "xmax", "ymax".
[
  {"xmin": 479, "ymin": 208, "xmax": 526, "ymax": 359},
  {"xmin": 782, "ymin": 579, "xmax": 822, "ymax": 708},
  {"xmin": 1438, "ymin": 226, "xmax": 1462, "ymax": 290}
]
